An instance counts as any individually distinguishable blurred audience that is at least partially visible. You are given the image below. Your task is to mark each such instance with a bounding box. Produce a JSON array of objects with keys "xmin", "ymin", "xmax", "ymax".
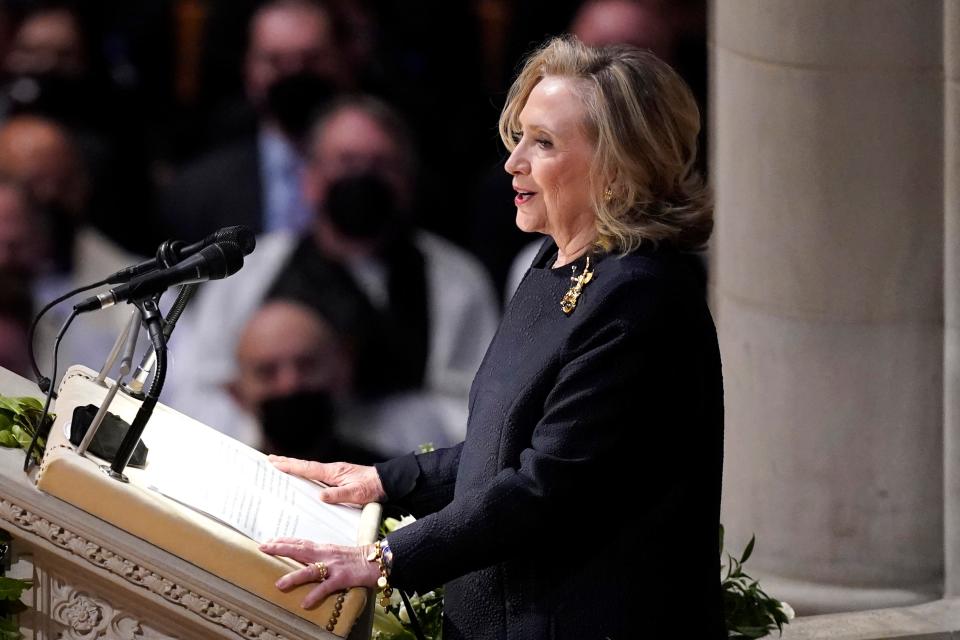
[
  {"xmin": 0, "ymin": 115, "xmax": 88, "ymax": 269},
  {"xmin": 168, "ymin": 95, "xmax": 498, "ymax": 456},
  {"xmin": 1, "ymin": 2, "xmax": 154, "ymax": 256},
  {"xmin": 570, "ymin": 0, "xmax": 674, "ymax": 59},
  {"xmin": 0, "ymin": 273, "xmax": 33, "ymax": 377},
  {"xmin": 0, "ymin": 177, "xmax": 45, "ymax": 378},
  {"xmin": 363, "ymin": 3, "xmax": 489, "ymax": 245},
  {"xmin": 0, "ymin": 1, "xmax": 708, "ymax": 461},
  {"xmin": 4, "ymin": 2, "xmax": 88, "ymax": 78},
  {"xmin": 0, "ymin": 115, "xmax": 142, "ymax": 373},
  {"xmin": 159, "ymin": 0, "xmax": 345, "ymax": 243},
  {"xmin": 0, "ymin": 177, "xmax": 42, "ymax": 378},
  {"xmin": 0, "ymin": 176, "xmax": 47, "ymax": 279}
]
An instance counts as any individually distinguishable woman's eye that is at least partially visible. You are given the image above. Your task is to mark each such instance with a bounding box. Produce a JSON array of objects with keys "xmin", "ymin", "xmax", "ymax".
[
  {"xmin": 511, "ymin": 130, "xmax": 522, "ymax": 144},
  {"xmin": 536, "ymin": 138, "xmax": 553, "ymax": 149}
]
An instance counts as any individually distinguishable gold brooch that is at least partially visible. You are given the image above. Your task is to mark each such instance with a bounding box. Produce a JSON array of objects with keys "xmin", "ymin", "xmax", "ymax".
[{"xmin": 561, "ymin": 256, "xmax": 594, "ymax": 314}]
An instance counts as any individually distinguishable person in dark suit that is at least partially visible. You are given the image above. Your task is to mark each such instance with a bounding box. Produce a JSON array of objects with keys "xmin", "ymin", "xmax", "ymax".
[
  {"xmin": 158, "ymin": 0, "xmax": 343, "ymax": 242},
  {"xmin": 259, "ymin": 36, "xmax": 725, "ymax": 639}
]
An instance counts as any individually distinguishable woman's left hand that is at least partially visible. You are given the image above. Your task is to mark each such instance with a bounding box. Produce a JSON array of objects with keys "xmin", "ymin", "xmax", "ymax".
[{"xmin": 259, "ymin": 538, "xmax": 380, "ymax": 609}]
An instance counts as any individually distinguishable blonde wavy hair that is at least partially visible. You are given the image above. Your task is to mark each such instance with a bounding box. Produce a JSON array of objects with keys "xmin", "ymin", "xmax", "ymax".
[{"xmin": 499, "ymin": 36, "xmax": 712, "ymax": 253}]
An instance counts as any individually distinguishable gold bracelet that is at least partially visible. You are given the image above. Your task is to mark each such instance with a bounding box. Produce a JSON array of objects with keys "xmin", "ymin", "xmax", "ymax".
[{"xmin": 366, "ymin": 540, "xmax": 394, "ymax": 607}]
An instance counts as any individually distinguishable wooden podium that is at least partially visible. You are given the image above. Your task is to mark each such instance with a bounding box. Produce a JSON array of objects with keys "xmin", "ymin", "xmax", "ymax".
[{"xmin": 0, "ymin": 365, "xmax": 379, "ymax": 640}]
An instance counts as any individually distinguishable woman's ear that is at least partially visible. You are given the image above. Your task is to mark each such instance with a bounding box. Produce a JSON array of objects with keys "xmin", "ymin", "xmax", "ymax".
[{"xmin": 600, "ymin": 163, "xmax": 619, "ymax": 197}]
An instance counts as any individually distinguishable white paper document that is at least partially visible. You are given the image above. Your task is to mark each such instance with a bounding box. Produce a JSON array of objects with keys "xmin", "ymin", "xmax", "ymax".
[{"xmin": 143, "ymin": 426, "xmax": 361, "ymax": 546}]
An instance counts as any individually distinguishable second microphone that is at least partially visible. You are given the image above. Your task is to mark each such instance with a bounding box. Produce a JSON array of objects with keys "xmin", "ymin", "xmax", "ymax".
[{"xmin": 74, "ymin": 242, "xmax": 247, "ymax": 314}]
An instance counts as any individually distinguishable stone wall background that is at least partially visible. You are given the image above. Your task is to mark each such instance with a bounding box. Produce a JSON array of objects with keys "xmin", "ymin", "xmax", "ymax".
[{"xmin": 713, "ymin": 0, "xmax": 959, "ymax": 615}]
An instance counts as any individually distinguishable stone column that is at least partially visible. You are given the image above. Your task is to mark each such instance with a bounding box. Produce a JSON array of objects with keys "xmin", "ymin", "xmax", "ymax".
[
  {"xmin": 944, "ymin": 0, "xmax": 960, "ymax": 597},
  {"xmin": 712, "ymin": 1, "xmax": 944, "ymax": 613}
]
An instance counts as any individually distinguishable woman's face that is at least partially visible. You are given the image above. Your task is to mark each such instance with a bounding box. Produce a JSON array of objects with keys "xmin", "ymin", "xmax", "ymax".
[{"xmin": 504, "ymin": 76, "xmax": 598, "ymax": 243}]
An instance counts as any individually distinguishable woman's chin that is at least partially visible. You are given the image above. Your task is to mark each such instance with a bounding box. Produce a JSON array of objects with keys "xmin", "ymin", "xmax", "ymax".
[{"xmin": 514, "ymin": 210, "xmax": 545, "ymax": 234}]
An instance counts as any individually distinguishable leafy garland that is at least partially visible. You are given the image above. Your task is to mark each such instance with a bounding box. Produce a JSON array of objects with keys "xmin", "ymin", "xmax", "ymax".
[
  {"xmin": 0, "ymin": 531, "xmax": 30, "ymax": 640},
  {"xmin": 371, "ymin": 521, "xmax": 793, "ymax": 640},
  {"xmin": 721, "ymin": 525, "xmax": 794, "ymax": 638},
  {"xmin": 0, "ymin": 395, "xmax": 53, "ymax": 465},
  {"xmin": 0, "ymin": 394, "xmax": 49, "ymax": 640}
]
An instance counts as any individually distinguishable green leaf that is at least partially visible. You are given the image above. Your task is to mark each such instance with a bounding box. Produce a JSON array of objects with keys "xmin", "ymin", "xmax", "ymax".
[
  {"xmin": 9, "ymin": 420, "xmax": 31, "ymax": 439},
  {"xmin": 373, "ymin": 609, "xmax": 417, "ymax": 639},
  {"xmin": 0, "ymin": 617, "xmax": 21, "ymax": 640},
  {"xmin": 7, "ymin": 426, "xmax": 31, "ymax": 451},
  {"xmin": 0, "ymin": 396, "xmax": 50, "ymax": 465},
  {"xmin": 15, "ymin": 413, "xmax": 40, "ymax": 435},
  {"xmin": 0, "ymin": 578, "xmax": 30, "ymax": 601},
  {"xmin": 726, "ymin": 554, "xmax": 743, "ymax": 581},
  {"xmin": 740, "ymin": 535, "xmax": 756, "ymax": 565},
  {"xmin": 15, "ymin": 397, "xmax": 42, "ymax": 412}
]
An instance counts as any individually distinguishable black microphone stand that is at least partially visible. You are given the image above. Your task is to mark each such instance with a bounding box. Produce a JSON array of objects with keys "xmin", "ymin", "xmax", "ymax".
[
  {"xmin": 103, "ymin": 296, "xmax": 167, "ymax": 482},
  {"xmin": 93, "ymin": 237, "xmax": 244, "ymax": 480},
  {"xmin": 120, "ymin": 238, "xmax": 198, "ymax": 399},
  {"xmin": 122, "ymin": 282, "xmax": 198, "ymax": 399}
]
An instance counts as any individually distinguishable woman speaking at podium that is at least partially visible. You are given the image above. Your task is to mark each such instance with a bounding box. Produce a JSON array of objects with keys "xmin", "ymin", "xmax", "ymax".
[{"xmin": 260, "ymin": 36, "xmax": 725, "ymax": 639}]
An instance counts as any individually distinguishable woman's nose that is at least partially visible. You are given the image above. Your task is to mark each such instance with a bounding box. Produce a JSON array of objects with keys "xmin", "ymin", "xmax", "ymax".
[{"xmin": 504, "ymin": 145, "xmax": 528, "ymax": 175}]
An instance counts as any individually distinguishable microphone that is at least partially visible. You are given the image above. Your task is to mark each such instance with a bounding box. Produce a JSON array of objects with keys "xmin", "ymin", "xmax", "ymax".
[
  {"xmin": 105, "ymin": 225, "xmax": 256, "ymax": 284},
  {"xmin": 74, "ymin": 242, "xmax": 245, "ymax": 313}
]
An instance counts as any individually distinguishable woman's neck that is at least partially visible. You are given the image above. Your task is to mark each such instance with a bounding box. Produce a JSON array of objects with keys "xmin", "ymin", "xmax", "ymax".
[{"xmin": 552, "ymin": 225, "xmax": 598, "ymax": 268}]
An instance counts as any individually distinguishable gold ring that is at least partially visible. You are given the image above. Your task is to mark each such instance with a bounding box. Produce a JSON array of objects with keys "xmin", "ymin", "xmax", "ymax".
[{"xmin": 313, "ymin": 561, "xmax": 329, "ymax": 582}]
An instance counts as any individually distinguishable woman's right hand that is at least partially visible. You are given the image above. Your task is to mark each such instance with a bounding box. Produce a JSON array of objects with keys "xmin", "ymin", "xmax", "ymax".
[{"xmin": 268, "ymin": 455, "xmax": 387, "ymax": 506}]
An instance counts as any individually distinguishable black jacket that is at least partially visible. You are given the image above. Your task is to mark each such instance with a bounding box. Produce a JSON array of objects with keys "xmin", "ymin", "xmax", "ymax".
[{"xmin": 377, "ymin": 240, "xmax": 725, "ymax": 639}]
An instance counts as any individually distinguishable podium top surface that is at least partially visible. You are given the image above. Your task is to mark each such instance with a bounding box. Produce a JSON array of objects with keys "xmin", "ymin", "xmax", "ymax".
[{"xmin": 1, "ymin": 365, "xmax": 379, "ymax": 638}]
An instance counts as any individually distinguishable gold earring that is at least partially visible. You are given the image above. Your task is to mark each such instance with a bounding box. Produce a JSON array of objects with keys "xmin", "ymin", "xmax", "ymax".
[{"xmin": 603, "ymin": 187, "xmax": 613, "ymax": 202}]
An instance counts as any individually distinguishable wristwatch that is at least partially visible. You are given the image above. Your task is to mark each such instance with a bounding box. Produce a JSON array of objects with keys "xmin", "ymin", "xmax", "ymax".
[{"xmin": 380, "ymin": 538, "xmax": 394, "ymax": 573}]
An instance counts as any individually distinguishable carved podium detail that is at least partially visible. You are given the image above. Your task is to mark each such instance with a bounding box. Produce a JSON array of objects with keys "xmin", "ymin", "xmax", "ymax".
[
  {"xmin": 49, "ymin": 578, "xmax": 172, "ymax": 640},
  {"xmin": 1, "ymin": 497, "xmax": 291, "ymax": 640}
]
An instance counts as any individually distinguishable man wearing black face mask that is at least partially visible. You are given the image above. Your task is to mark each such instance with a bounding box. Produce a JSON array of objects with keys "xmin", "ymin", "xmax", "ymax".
[
  {"xmin": 158, "ymin": 0, "xmax": 344, "ymax": 243},
  {"xmin": 168, "ymin": 96, "xmax": 499, "ymax": 460},
  {"xmin": 227, "ymin": 299, "xmax": 383, "ymax": 464},
  {"xmin": 271, "ymin": 168, "xmax": 429, "ymax": 401}
]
